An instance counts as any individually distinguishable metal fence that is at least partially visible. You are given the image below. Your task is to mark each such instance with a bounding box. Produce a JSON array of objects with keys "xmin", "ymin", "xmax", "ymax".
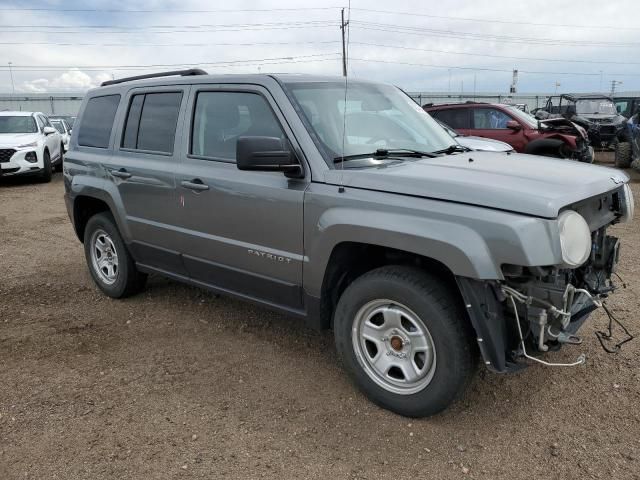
[
  {"xmin": 406, "ymin": 93, "xmax": 550, "ymax": 111},
  {"xmin": 0, "ymin": 94, "xmax": 84, "ymax": 115}
]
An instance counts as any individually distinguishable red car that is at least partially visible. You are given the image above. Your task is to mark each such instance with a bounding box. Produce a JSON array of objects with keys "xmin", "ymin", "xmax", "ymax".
[{"xmin": 424, "ymin": 102, "xmax": 593, "ymax": 163}]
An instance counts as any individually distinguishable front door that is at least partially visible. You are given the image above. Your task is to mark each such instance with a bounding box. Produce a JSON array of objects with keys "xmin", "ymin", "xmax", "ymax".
[
  {"xmin": 175, "ymin": 85, "xmax": 307, "ymax": 311},
  {"xmin": 470, "ymin": 107, "xmax": 527, "ymax": 152}
]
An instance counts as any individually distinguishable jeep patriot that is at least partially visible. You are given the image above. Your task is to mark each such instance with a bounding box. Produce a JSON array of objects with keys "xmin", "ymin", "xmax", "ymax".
[{"xmin": 64, "ymin": 70, "xmax": 634, "ymax": 417}]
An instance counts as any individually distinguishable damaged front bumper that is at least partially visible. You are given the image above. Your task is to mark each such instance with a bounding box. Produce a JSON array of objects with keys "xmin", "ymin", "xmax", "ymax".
[{"xmin": 457, "ymin": 231, "xmax": 627, "ymax": 373}]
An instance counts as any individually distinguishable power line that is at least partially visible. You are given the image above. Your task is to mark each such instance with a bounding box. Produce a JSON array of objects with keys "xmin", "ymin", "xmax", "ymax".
[
  {"xmin": 0, "ymin": 6, "xmax": 343, "ymax": 13},
  {"xmin": 0, "ymin": 53, "xmax": 342, "ymax": 72},
  {"xmin": 2, "ymin": 24, "xmax": 338, "ymax": 35},
  {"xmin": 349, "ymin": 57, "xmax": 640, "ymax": 77},
  {"xmin": 351, "ymin": 21, "xmax": 640, "ymax": 47},
  {"xmin": 350, "ymin": 41, "xmax": 640, "ymax": 66},
  {"xmin": 351, "ymin": 8, "xmax": 640, "ymax": 31},
  {"xmin": 0, "ymin": 40, "xmax": 341, "ymax": 48},
  {"xmin": 0, "ymin": 20, "xmax": 337, "ymax": 30}
]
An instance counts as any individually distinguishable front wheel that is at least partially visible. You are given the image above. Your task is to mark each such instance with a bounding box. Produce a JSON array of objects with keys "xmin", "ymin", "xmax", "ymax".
[
  {"xmin": 39, "ymin": 150, "xmax": 52, "ymax": 182},
  {"xmin": 615, "ymin": 142, "xmax": 632, "ymax": 168},
  {"xmin": 334, "ymin": 266, "xmax": 477, "ymax": 417}
]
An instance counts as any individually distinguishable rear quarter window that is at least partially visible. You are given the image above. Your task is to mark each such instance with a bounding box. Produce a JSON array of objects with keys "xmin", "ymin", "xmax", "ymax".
[{"xmin": 78, "ymin": 94, "xmax": 121, "ymax": 148}]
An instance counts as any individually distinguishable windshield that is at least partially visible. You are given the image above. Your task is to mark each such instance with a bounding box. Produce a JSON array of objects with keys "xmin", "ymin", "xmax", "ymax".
[
  {"xmin": 435, "ymin": 119, "xmax": 459, "ymax": 137},
  {"xmin": 0, "ymin": 116, "xmax": 38, "ymax": 134},
  {"xmin": 576, "ymin": 99, "xmax": 617, "ymax": 115},
  {"xmin": 504, "ymin": 105, "xmax": 538, "ymax": 128},
  {"xmin": 285, "ymin": 81, "xmax": 453, "ymax": 162},
  {"xmin": 51, "ymin": 120, "xmax": 65, "ymax": 134}
]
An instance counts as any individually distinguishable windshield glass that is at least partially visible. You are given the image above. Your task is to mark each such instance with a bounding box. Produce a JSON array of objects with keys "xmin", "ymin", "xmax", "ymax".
[
  {"xmin": 504, "ymin": 105, "xmax": 538, "ymax": 128},
  {"xmin": 0, "ymin": 116, "xmax": 38, "ymax": 134},
  {"xmin": 51, "ymin": 120, "xmax": 65, "ymax": 134},
  {"xmin": 285, "ymin": 81, "xmax": 453, "ymax": 162},
  {"xmin": 576, "ymin": 99, "xmax": 617, "ymax": 115}
]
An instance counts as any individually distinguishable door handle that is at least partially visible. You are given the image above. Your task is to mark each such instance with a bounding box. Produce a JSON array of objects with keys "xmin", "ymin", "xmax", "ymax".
[
  {"xmin": 181, "ymin": 179, "xmax": 209, "ymax": 191},
  {"xmin": 111, "ymin": 168, "xmax": 132, "ymax": 179}
]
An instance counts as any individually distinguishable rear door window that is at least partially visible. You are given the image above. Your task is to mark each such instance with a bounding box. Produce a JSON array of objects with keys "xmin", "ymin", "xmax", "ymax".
[
  {"xmin": 78, "ymin": 94, "xmax": 121, "ymax": 148},
  {"xmin": 121, "ymin": 92, "xmax": 183, "ymax": 154},
  {"xmin": 430, "ymin": 108, "xmax": 470, "ymax": 129}
]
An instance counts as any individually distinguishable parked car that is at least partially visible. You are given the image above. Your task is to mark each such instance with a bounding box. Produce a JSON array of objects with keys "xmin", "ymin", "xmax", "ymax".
[
  {"xmin": 535, "ymin": 94, "xmax": 627, "ymax": 150},
  {"xmin": 425, "ymin": 102, "xmax": 593, "ymax": 162},
  {"xmin": 435, "ymin": 118, "xmax": 513, "ymax": 152},
  {"xmin": 613, "ymin": 96, "xmax": 640, "ymax": 119},
  {"xmin": 65, "ymin": 70, "xmax": 633, "ymax": 417},
  {"xmin": 51, "ymin": 114, "xmax": 77, "ymax": 130},
  {"xmin": 50, "ymin": 118, "xmax": 72, "ymax": 152},
  {"xmin": 0, "ymin": 111, "xmax": 63, "ymax": 182}
]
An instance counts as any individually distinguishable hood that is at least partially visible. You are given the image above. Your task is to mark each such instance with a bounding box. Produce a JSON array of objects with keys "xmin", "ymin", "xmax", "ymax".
[
  {"xmin": 324, "ymin": 151, "xmax": 628, "ymax": 218},
  {"xmin": 576, "ymin": 114, "xmax": 626, "ymax": 125},
  {"xmin": 456, "ymin": 136, "xmax": 513, "ymax": 152},
  {"xmin": 0, "ymin": 132, "xmax": 39, "ymax": 147}
]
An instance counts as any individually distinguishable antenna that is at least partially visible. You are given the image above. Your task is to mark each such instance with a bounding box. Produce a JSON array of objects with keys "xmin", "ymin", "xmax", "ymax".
[{"xmin": 339, "ymin": 0, "xmax": 351, "ymax": 193}]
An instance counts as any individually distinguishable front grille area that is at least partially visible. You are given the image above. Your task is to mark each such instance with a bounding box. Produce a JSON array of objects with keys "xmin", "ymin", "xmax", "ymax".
[
  {"xmin": 0, "ymin": 149, "xmax": 16, "ymax": 163},
  {"xmin": 599, "ymin": 125, "xmax": 617, "ymax": 136}
]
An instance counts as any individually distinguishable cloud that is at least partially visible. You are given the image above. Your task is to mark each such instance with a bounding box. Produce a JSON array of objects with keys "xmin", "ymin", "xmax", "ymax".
[{"xmin": 21, "ymin": 69, "xmax": 111, "ymax": 93}]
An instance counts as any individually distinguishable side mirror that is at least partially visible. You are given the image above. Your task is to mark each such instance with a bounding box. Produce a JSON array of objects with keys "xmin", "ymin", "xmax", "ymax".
[
  {"xmin": 236, "ymin": 136, "xmax": 302, "ymax": 177},
  {"xmin": 506, "ymin": 120, "xmax": 522, "ymax": 130},
  {"xmin": 43, "ymin": 126, "xmax": 56, "ymax": 135}
]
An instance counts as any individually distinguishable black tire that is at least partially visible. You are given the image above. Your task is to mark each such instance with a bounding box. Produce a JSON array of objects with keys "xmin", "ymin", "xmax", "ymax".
[
  {"xmin": 39, "ymin": 149, "xmax": 52, "ymax": 183},
  {"xmin": 54, "ymin": 144, "xmax": 64, "ymax": 172},
  {"xmin": 334, "ymin": 265, "xmax": 477, "ymax": 417},
  {"xmin": 615, "ymin": 142, "xmax": 632, "ymax": 168},
  {"xmin": 83, "ymin": 212, "xmax": 147, "ymax": 298}
]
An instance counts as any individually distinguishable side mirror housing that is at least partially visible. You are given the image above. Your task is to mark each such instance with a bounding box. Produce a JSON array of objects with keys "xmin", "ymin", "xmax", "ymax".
[
  {"xmin": 43, "ymin": 126, "xmax": 56, "ymax": 135},
  {"xmin": 506, "ymin": 120, "xmax": 522, "ymax": 130},
  {"xmin": 236, "ymin": 136, "xmax": 303, "ymax": 178}
]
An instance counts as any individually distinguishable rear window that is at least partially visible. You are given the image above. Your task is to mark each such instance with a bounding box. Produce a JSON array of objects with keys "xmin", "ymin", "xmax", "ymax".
[
  {"xmin": 430, "ymin": 108, "xmax": 470, "ymax": 129},
  {"xmin": 78, "ymin": 94, "xmax": 121, "ymax": 148},
  {"xmin": 121, "ymin": 92, "xmax": 182, "ymax": 154}
]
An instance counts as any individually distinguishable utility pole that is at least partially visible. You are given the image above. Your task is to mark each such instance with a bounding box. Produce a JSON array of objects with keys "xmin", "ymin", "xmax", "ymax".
[
  {"xmin": 8, "ymin": 61, "xmax": 15, "ymax": 95},
  {"xmin": 340, "ymin": 8, "xmax": 349, "ymax": 77},
  {"xmin": 610, "ymin": 80, "xmax": 623, "ymax": 96},
  {"xmin": 599, "ymin": 70, "xmax": 603, "ymax": 92}
]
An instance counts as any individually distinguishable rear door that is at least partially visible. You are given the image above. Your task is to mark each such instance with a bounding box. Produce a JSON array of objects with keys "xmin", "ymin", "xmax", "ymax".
[
  {"xmin": 429, "ymin": 108, "xmax": 472, "ymax": 136},
  {"xmin": 470, "ymin": 107, "xmax": 526, "ymax": 151},
  {"xmin": 174, "ymin": 84, "xmax": 307, "ymax": 310},
  {"xmin": 106, "ymin": 86, "xmax": 189, "ymax": 275}
]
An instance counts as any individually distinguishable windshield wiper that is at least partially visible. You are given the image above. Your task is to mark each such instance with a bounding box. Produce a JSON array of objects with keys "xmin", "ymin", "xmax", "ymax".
[
  {"xmin": 431, "ymin": 144, "xmax": 471, "ymax": 155},
  {"xmin": 333, "ymin": 148, "xmax": 438, "ymax": 163}
]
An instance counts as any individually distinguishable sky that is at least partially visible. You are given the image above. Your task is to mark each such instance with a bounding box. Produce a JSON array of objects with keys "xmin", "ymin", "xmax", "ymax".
[{"xmin": 0, "ymin": 0, "xmax": 638, "ymax": 95}]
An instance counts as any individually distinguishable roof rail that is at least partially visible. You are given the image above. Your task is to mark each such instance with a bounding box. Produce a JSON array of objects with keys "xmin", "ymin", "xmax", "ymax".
[{"xmin": 101, "ymin": 68, "xmax": 208, "ymax": 87}]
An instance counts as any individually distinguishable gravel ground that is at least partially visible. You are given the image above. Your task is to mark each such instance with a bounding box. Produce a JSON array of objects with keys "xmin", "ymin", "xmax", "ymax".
[{"xmin": 1, "ymin": 154, "xmax": 639, "ymax": 480}]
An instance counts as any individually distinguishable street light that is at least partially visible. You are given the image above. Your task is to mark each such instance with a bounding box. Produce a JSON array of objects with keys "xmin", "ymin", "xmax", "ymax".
[{"xmin": 8, "ymin": 61, "xmax": 15, "ymax": 94}]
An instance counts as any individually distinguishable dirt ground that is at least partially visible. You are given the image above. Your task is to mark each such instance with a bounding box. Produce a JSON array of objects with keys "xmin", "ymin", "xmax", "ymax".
[{"xmin": 1, "ymin": 153, "xmax": 639, "ymax": 480}]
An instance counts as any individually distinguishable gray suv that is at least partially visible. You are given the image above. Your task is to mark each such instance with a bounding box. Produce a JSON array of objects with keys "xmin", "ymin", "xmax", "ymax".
[{"xmin": 64, "ymin": 70, "xmax": 634, "ymax": 417}]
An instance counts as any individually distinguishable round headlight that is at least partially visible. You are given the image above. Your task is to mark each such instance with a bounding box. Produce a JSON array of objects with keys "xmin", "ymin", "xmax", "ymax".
[
  {"xmin": 558, "ymin": 210, "xmax": 591, "ymax": 267},
  {"xmin": 620, "ymin": 183, "xmax": 635, "ymax": 223}
]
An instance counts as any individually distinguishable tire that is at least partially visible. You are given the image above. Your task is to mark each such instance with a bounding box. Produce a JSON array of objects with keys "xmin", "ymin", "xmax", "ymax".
[
  {"xmin": 54, "ymin": 144, "xmax": 64, "ymax": 172},
  {"xmin": 39, "ymin": 149, "xmax": 52, "ymax": 183},
  {"xmin": 334, "ymin": 265, "xmax": 476, "ymax": 417},
  {"xmin": 83, "ymin": 212, "xmax": 147, "ymax": 298},
  {"xmin": 615, "ymin": 142, "xmax": 632, "ymax": 168}
]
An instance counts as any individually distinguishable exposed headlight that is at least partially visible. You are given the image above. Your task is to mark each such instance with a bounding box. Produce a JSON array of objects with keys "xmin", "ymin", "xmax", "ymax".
[
  {"xmin": 620, "ymin": 183, "xmax": 635, "ymax": 223},
  {"xmin": 558, "ymin": 210, "xmax": 591, "ymax": 267},
  {"xmin": 17, "ymin": 141, "xmax": 38, "ymax": 148}
]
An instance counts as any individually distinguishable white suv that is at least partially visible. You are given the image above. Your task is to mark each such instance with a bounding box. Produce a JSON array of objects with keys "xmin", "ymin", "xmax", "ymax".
[{"xmin": 0, "ymin": 111, "xmax": 63, "ymax": 182}]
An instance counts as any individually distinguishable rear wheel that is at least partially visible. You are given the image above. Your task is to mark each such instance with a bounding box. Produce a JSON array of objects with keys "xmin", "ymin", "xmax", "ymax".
[
  {"xmin": 83, "ymin": 212, "xmax": 147, "ymax": 298},
  {"xmin": 334, "ymin": 265, "xmax": 476, "ymax": 417},
  {"xmin": 615, "ymin": 142, "xmax": 632, "ymax": 168},
  {"xmin": 39, "ymin": 150, "xmax": 52, "ymax": 183}
]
